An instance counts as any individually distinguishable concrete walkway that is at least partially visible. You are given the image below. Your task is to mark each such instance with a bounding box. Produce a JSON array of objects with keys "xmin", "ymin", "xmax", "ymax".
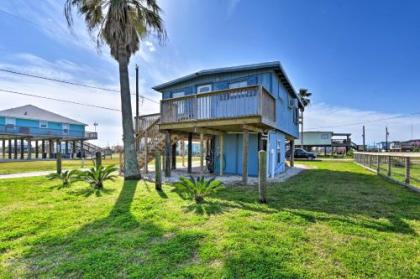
[
  {"xmin": 143, "ymin": 164, "xmax": 308, "ymax": 185},
  {"xmin": 0, "ymin": 170, "xmax": 56, "ymax": 180}
]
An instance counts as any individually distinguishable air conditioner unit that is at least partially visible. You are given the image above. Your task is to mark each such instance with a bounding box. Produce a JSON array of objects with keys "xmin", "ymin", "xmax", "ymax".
[{"xmin": 288, "ymin": 98, "xmax": 298, "ymax": 109}]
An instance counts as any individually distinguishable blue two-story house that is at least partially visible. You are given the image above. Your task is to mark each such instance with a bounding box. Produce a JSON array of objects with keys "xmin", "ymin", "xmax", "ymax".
[
  {"xmin": 147, "ymin": 61, "xmax": 303, "ymax": 180},
  {"xmin": 0, "ymin": 105, "xmax": 97, "ymax": 159}
]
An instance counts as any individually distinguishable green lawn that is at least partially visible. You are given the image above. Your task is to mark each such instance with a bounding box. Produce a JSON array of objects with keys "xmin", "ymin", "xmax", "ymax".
[{"xmin": 0, "ymin": 161, "xmax": 419, "ymax": 278}]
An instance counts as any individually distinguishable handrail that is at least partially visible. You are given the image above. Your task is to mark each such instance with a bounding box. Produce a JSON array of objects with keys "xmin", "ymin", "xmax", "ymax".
[{"xmin": 354, "ymin": 151, "xmax": 420, "ymax": 158}]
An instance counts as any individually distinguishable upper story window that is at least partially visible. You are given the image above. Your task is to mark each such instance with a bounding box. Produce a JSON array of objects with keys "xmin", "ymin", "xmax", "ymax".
[
  {"xmin": 5, "ymin": 117, "xmax": 16, "ymax": 126},
  {"xmin": 197, "ymin": 84, "xmax": 212, "ymax": 93},
  {"xmin": 39, "ymin": 121, "xmax": 48, "ymax": 128},
  {"xmin": 229, "ymin": 80, "xmax": 247, "ymax": 89},
  {"xmin": 62, "ymin": 123, "xmax": 69, "ymax": 134},
  {"xmin": 172, "ymin": 91, "xmax": 185, "ymax": 98}
]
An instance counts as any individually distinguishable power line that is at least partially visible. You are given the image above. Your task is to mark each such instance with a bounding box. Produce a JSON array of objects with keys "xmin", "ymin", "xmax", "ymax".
[
  {"xmin": 0, "ymin": 88, "xmax": 120, "ymax": 112},
  {"xmin": 0, "ymin": 68, "xmax": 160, "ymax": 104},
  {"xmin": 306, "ymin": 112, "xmax": 420, "ymax": 131}
]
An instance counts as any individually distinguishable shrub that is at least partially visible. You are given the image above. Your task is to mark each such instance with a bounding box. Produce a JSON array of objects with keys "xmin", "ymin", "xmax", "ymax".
[
  {"xmin": 174, "ymin": 176, "xmax": 224, "ymax": 203},
  {"xmin": 80, "ymin": 164, "xmax": 118, "ymax": 189},
  {"xmin": 47, "ymin": 169, "xmax": 80, "ymax": 187}
]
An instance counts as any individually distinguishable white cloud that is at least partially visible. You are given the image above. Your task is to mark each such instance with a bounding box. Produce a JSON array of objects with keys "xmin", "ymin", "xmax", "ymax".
[{"xmin": 304, "ymin": 103, "xmax": 420, "ymax": 145}]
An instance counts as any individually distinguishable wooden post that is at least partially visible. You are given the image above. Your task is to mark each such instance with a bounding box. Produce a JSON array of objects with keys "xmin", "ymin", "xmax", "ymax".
[
  {"xmin": 187, "ymin": 133, "xmax": 192, "ymax": 173},
  {"xmin": 242, "ymin": 130, "xmax": 249, "ymax": 185},
  {"xmin": 49, "ymin": 140, "xmax": 53, "ymax": 159},
  {"xmin": 164, "ymin": 131, "xmax": 171, "ymax": 177},
  {"xmin": 72, "ymin": 140, "xmax": 76, "ymax": 159},
  {"xmin": 405, "ymin": 157, "xmax": 410, "ymax": 184},
  {"xmin": 2, "ymin": 139, "xmax": 5, "ymax": 159},
  {"xmin": 200, "ymin": 133, "xmax": 204, "ymax": 175},
  {"xmin": 35, "ymin": 140, "xmax": 39, "ymax": 159},
  {"xmin": 80, "ymin": 140, "xmax": 84, "ymax": 158},
  {"xmin": 20, "ymin": 139, "xmax": 24, "ymax": 159},
  {"xmin": 8, "ymin": 139, "xmax": 12, "ymax": 159},
  {"xmin": 171, "ymin": 142, "xmax": 177, "ymax": 170},
  {"xmin": 290, "ymin": 140, "xmax": 295, "ymax": 167},
  {"xmin": 56, "ymin": 152, "xmax": 62, "ymax": 174},
  {"xmin": 95, "ymin": 151, "xmax": 102, "ymax": 167},
  {"xmin": 27, "ymin": 139, "xmax": 32, "ymax": 160},
  {"xmin": 56, "ymin": 139, "xmax": 61, "ymax": 158},
  {"xmin": 155, "ymin": 151, "xmax": 162, "ymax": 191},
  {"xmin": 181, "ymin": 139, "xmax": 185, "ymax": 167},
  {"xmin": 387, "ymin": 156, "xmax": 391, "ymax": 176},
  {"xmin": 220, "ymin": 134, "xmax": 224, "ymax": 176},
  {"xmin": 377, "ymin": 155, "xmax": 381, "ymax": 174},
  {"xmin": 144, "ymin": 129, "xmax": 149, "ymax": 173},
  {"xmin": 65, "ymin": 141, "xmax": 69, "ymax": 157},
  {"xmin": 258, "ymin": 150, "xmax": 267, "ymax": 203}
]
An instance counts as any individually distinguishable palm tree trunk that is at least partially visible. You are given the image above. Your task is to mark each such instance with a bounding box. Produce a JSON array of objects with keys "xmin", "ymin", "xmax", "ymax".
[{"xmin": 118, "ymin": 49, "xmax": 141, "ymax": 180}]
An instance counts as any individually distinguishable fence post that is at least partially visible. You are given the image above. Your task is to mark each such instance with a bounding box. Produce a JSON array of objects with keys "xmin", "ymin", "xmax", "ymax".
[
  {"xmin": 387, "ymin": 156, "xmax": 391, "ymax": 176},
  {"xmin": 56, "ymin": 152, "xmax": 62, "ymax": 174},
  {"xmin": 95, "ymin": 151, "xmax": 102, "ymax": 167},
  {"xmin": 377, "ymin": 155, "xmax": 381, "ymax": 174},
  {"xmin": 258, "ymin": 150, "xmax": 267, "ymax": 203},
  {"xmin": 405, "ymin": 157, "xmax": 410, "ymax": 184},
  {"xmin": 155, "ymin": 151, "xmax": 162, "ymax": 191}
]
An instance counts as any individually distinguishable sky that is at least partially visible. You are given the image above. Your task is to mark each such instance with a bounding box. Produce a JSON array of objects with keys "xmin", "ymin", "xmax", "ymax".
[{"xmin": 0, "ymin": 0, "xmax": 420, "ymax": 146}]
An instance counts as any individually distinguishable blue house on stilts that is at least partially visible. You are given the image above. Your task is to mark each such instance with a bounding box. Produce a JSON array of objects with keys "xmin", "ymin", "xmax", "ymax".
[{"xmin": 137, "ymin": 62, "xmax": 303, "ymax": 181}]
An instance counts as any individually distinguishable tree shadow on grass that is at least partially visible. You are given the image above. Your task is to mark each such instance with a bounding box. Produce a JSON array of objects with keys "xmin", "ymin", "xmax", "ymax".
[
  {"xmin": 14, "ymin": 180, "xmax": 205, "ymax": 278},
  {"xmin": 210, "ymin": 168, "xmax": 419, "ymax": 235}
]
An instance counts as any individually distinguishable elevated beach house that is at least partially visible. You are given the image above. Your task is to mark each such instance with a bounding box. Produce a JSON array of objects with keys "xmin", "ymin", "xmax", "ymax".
[
  {"xmin": 0, "ymin": 105, "xmax": 97, "ymax": 160},
  {"xmin": 137, "ymin": 62, "xmax": 303, "ymax": 182}
]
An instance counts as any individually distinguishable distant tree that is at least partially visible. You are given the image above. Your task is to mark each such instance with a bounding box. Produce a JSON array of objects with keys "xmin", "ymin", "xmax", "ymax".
[
  {"xmin": 298, "ymin": 89, "xmax": 312, "ymax": 148},
  {"xmin": 65, "ymin": 0, "xmax": 166, "ymax": 179}
]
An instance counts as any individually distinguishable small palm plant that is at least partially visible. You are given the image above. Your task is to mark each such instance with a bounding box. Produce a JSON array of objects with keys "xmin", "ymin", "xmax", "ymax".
[
  {"xmin": 80, "ymin": 164, "xmax": 118, "ymax": 189},
  {"xmin": 47, "ymin": 169, "xmax": 80, "ymax": 188},
  {"xmin": 174, "ymin": 176, "xmax": 224, "ymax": 203}
]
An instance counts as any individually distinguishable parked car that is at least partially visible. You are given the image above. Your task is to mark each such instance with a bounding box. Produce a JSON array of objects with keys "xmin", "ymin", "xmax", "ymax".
[{"xmin": 286, "ymin": 148, "xmax": 317, "ymax": 160}]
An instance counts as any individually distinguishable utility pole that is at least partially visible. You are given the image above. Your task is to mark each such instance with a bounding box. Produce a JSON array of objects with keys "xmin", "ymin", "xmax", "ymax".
[
  {"xmin": 362, "ymin": 125, "xmax": 366, "ymax": 151},
  {"xmin": 135, "ymin": 65, "xmax": 139, "ymax": 151},
  {"xmin": 385, "ymin": 126, "xmax": 389, "ymax": 152}
]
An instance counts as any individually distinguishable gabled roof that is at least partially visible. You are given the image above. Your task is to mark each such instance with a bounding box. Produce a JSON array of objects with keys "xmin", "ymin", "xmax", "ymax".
[
  {"xmin": 0, "ymin": 105, "xmax": 86, "ymax": 125},
  {"xmin": 152, "ymin": 61, "xmax": 304, "ymax": 108}
]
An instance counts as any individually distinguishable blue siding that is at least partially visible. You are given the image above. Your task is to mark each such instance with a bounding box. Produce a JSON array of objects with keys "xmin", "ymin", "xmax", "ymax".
[
  {"xmin": 267, "ymin": 131, "xmax": 286, "ymax": 177},
  {"xmin": 0, "ymin": 117, "xmax": 4, "ymax": 125},
  {"xmin": 214, "ymin": 133, "xmax": 258, "ymax": 177},
  {"xmin": 16, "ymin": 118, "xmax": 38, "ymax": 127}
]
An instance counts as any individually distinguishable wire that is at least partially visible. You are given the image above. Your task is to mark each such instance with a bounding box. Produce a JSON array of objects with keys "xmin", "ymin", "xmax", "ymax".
[
  {"xmin": 0, "ymin": 88, "xmax": 121, "ymax": 112},
  {"xmin": 0, "ymin": 68, "xmax": 160, "ymax": 104},
  {"xmin": 306, "ymin": 112, "xmax": 420, "ymax": 131}
]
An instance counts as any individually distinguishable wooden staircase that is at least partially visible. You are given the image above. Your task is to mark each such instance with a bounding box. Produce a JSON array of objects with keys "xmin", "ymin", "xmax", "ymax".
[{"xmin": 136, "ymin": 113, "xmax": 178, "ymax": 170}]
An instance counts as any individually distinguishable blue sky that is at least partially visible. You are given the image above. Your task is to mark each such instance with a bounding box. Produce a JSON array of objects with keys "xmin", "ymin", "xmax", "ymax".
[{"xmin": 0, "ymin": 0, "xmax": 419, "ymax": 146}]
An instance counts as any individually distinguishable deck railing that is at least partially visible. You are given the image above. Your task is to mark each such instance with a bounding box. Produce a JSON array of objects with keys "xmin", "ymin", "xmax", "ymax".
[
  {"xmin": 160, "ymin": 85, "xmax": 276, "ymax": 125},
  {"xmin": 354, "ymin": 152, "xmax": 420, "ymax": 192},
  {"xmin": 0, "ymin": 124, "xmax": 96, "ymax": 139}
]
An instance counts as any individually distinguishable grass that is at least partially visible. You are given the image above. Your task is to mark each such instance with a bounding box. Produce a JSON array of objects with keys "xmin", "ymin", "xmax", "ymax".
[
  {"xmin": 0, "ymin": 161, "xmax": 419, "ymax": 278},
  {"xmin": 0, "ymin": 156, "xmax": 200, "ymax": 175}
]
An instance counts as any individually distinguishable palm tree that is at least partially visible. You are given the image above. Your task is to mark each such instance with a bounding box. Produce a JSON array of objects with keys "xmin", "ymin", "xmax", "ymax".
[
  {"xmin": 298, "ymin": 89, "xmax": 312, "ymax": 148},
  {"xmin": 64, "ymin": 0, "xmax": 166, "ymax": 179}
]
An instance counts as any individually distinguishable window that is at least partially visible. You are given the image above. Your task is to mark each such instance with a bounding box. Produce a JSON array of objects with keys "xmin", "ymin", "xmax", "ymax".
[
  {"xmin": 5, "ymin": 117, "xmax": 16, "ymax": 126},
  {"xmin": 197, "ymin": 84, "xmax": 212, "ymax": 93},
  {"xmin": 62, "ymin": 123, "xmax": 69, "ymax": 135},
  {"xmin": 293, "ymin": 108, "xmax": 299, "ymax": 124},
  {"xmin": 39, "ymin": 121, "xmax": 48, "ymax": 128},
  {"xmin": 229, "ymin": 80, "xmax": 247, "ymax": 89},
  {"xmin": 321, "ymin": 133, "xmax": 329, "ymax": 140},
  {"xmin": 276, "ymin": 140, "xmax": 282, "ymax": 164},
  {"xmin": 172, "ymin": 91, "xmax": 185, "ymax": 98}
]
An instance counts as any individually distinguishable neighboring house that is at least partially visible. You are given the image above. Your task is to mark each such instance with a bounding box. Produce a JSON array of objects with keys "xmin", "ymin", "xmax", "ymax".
[
  {"xmin": 390, "ymin": 140, "xmax": 420, "ymax": 152},
  {"xmin": 295, "ymin": 131, "xmax": 357, "ymax": 155},
  {"xmin": 0, "ymin": 105, "xmax": 97, "ymax": 159},
  {"xmin": 139, "ymin": 61, "xmax": 304, "ymax": 179}
]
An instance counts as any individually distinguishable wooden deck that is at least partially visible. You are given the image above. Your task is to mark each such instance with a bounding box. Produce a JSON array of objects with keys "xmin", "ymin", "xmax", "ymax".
[{"xmin": 159, "ymin": 85, "xmax": 276, "ymax": 132}]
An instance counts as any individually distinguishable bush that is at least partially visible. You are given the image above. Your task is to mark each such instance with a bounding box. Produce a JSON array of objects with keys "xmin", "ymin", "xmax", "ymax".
[
  {"xmin": 79, "ymin": 164, "xmax": 118, "ymax": 189},
  {"xmin": 47, "ymin": 169, "xmax": 81, "ymax": 187},
  {"xmin": 174, "ymin": 176, "xmax": 224, "ymax": 203}
]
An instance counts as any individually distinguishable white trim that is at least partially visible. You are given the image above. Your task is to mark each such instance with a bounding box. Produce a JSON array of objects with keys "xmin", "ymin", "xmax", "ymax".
[
  {"xmin": 5, "ymin": 117, "xmax": 16, "ymax": 126},
  {"xmin": 229, "ymin": 80, "xmax": 248, "ymax": 89},
  {"xmin": 197, "ymin": 84, "xmax": 212, "ymax": 93}
]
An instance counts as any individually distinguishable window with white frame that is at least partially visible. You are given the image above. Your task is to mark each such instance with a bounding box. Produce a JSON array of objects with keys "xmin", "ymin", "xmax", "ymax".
[
  {"xmin": 39, "ymin": 121, "xmax": 48, "ymax": 128},
  {"xmin": 5, "ymin": 117, "xmax": 16, "ymax": 126},
  {"xmin": 229, "ymin": 80, "xmax": 247, "ymax": 89},
  {"xmin": 197, "ymin": 84, "xmax": 212, "ymax": 93}
]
